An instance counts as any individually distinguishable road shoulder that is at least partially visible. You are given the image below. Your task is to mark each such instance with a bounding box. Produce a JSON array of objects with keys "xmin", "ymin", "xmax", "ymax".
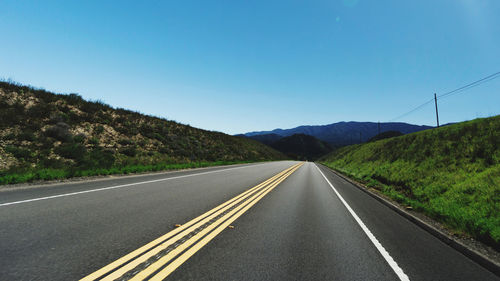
[{"xmin": 316, "ymin": 163, "xmax": 500, "ymax": 277}]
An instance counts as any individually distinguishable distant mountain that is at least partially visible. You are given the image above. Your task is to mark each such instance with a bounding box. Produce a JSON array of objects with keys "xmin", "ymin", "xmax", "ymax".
[
  {"xmin": 269, "ymin": 134, "xmax": 332, "ymax": 161},
  {"xmin": 243, "ymin": 122, "xmax": 432, "ymax": 146}
]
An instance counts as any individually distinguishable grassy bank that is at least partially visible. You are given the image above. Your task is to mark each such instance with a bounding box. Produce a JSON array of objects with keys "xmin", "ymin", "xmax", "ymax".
[
  {"xmin": 0, "ymin": 160, "xmax": 257, "ymax": 185},
  {"xmin": 321, "ymin": 115, "xmax": 500, "ymax": 249}
]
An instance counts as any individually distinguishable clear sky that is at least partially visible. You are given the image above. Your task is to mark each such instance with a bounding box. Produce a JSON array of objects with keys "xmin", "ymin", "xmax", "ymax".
[{"xmin": 1, "ymin": 0, "xmax": 499, "ymax": 134}]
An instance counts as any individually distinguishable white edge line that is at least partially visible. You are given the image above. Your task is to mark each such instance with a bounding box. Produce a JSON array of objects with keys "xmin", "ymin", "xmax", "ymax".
[
  {"xmin": 0, "ymin": 163, "xmax": 269, "ymax": 207},
  {"xmin": 314, "ymin": 164, "xmax": 410, "ymax": 281}
]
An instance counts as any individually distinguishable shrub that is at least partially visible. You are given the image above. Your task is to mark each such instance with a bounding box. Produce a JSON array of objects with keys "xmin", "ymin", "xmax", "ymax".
[
  {"xmin": 18, "ymin": 130, "xmax": 36, "ymax": 141},
  {"xmin": 0, "ymin": 102, "xmax": 24, "ymax": 126},
  {"xmin": 39, "ymin": 157, "xmax": 66, "ymax": 169},
  {"xmin": 120, "ymin": 146, "xmax": 137, "ymax": 157},
  {"xmin": 26, "ymin": 102, "xmax": 53, "ymax": 119},
  {"xmin": 158, "ymin": 146, "xmax": 169, "ymax": 154},
  {"xmin": 73, "ymin": 133, "xmax": 86, "ymax": 143},
  {"xmin": 81, "ymin": 99, "xmax": 110, "ymax": 114},
  {"xmin": 65, "ymin": 93, "xmax": 84, "ymax": 105},
  {"xmin": 153, "ymin": 133, "xmax": 165, "ymax": 142},
  {"xmin": 95, "ymin": 125, "xmax": 104, "ymax": 134},
  {"xmin": 84, "ymin": 148, "xmax": 115, "ymax": 169},
  {"xmin": 54, "ymin": 143, "xmax": 86, "ymax": 161},
  {"xmin": 139, "ymin": 124, "xmax": 154, "ymax": 138},
  {"xmin": 49, "ymin": 113, "xmax": 69, "ymax": 124},
  {"xmin": 3, "ymin": 133, "xmax": 16, "ymax": 140},
  {"xmin": 45, "ymin": 122, "xmax": 72, "ymax": 142},
  {"xmin": 5, "ymin": 146, "xmax": 31, "ymax": 160},
  {"xmin": 88, "ymin": 137, "xmax": 99, "ymax": 146},
  {"xmin": 67, "ymin": 110, "xmax": 83, "ymax": 123},
  {"xmin": 118, "ymin": 138, "xmax": 133, "ymax": 146}
]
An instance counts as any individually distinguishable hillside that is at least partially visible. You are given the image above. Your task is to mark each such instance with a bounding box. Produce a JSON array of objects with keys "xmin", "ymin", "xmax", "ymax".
[
  {"xmin": 368, "ymin": 130, "xmax": 403, "ymax": 142},
  {"xmin": 320, "ymin": 115, "xmax": 500, "ymax": 249},
  {"xmin": 237, "ymin": 133, "xmax": 283, "ymax": 146},
  {"xmin": 0, "ymin": 81, "xmax": 285, "ymax": 184},
  {"xmin": 269, "ymin": 134, "xmax": 332, "ymax": 161},
  {"xmin": 243, "ymin": 121, "xmax": 432, "ymax": 147}
]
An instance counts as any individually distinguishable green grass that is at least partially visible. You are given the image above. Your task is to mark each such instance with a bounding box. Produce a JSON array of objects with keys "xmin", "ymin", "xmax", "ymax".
[
  {"xmin": 321, "ymin": 115, "xmax": 500, "ymax": 249},
  {"xmin": 0, "ymin": 161, "xmax": 257, "ymax": 185}
]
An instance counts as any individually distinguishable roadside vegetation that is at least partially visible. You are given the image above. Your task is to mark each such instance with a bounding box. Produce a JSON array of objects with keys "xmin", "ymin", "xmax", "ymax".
[
  {"xmin": 321, "ymin": 115, "xmax": 500, "ymax": 249},
  {"xmin": 0, "ymin": 161, "xmax": 253, "ymax": 185},
  {"xmin": 0, "ymin": 81, "xmax": 285, "ymax": 185}
]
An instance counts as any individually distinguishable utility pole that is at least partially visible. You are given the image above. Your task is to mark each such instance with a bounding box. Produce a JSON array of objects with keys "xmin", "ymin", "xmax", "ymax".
[{"xmin": 434, "ymin": 93, "xmax": 440, "ymax": 128}]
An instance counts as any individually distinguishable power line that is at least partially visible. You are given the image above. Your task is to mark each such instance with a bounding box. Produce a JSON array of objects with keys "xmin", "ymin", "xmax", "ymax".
[
  {"xmin": 389, "ymin": 70, "xmax": 500, "ymax": 122},
  {"xmin": 389, "ymin": 98, "xmax": 434, "ymax": 122},
  {"xmin": 438, "ymin": 71, "xmax": 500, "ymax": 99}
]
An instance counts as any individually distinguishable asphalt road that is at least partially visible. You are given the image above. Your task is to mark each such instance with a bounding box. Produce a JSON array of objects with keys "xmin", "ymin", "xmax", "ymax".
[{"xmin": 0, "ymin": 161, "xmax": 498, "ymax": 280}]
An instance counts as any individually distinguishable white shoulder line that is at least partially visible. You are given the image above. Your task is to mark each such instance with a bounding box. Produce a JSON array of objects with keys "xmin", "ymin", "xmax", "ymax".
[
  {"xmin": 0, "ymin": 163, "xmax": 268, "ymax": 207},
  {"xmin": 314, "ymin": 164, "xmax": 410, "ymax": 281}
]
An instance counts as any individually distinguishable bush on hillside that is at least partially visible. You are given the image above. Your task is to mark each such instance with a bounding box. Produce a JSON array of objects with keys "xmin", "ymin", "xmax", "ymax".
[
  {"xmin": 5, "ymin": 146, "xmax": 31, "ymax": 160},
  {"xmin": 45, "ymin": 122, "xmax": 73, "ymax": 142},
  {"xmin": 54, "ymin": 143, "xmax": 86, "ymax": 161}
]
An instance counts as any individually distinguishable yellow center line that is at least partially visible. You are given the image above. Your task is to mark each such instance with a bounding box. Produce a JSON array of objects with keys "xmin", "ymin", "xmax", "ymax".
[
  {"xmin": 151, "ymin": 165, "xmax": 300, "ymax": 280},
  {"xmin": 132, "ymin": 163, "xmax": 303, "ymax": 281},
  {"xmin": 99, "ymin": 163, "xmax": 300, "ymax": 281},
  {"xmin": 80, "ymin": 163, "xmax": 302, "ymax": 281}
]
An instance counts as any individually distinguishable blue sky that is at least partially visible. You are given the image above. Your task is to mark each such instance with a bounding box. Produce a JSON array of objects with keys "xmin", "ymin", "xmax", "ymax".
[{"xmin": 1, "ymin": 0, "xmax": 499, "ymax": 134}]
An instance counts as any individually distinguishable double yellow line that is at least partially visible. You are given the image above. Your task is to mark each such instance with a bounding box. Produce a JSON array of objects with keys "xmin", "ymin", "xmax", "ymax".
[{"xmin": 81, "ymin": 162, "xmax": 303, "ymax": 281}]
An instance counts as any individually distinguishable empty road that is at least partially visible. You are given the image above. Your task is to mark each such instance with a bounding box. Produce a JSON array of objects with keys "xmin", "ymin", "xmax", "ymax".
[{"xmin": 0, "ymin": 161, "xmax": 498, "ymax": 280}]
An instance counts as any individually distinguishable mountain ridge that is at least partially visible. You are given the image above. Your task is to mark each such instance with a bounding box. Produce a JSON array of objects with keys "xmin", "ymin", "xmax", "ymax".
[{"xmin": 242, "ymin": 121, "xmax": 433, "ymax": 146}]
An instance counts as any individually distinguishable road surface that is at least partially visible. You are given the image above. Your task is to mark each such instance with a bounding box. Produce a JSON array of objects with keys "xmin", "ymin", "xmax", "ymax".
[{"xmin": 0, "ymin": 161, "xmax": 498, "ymax": 280}]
